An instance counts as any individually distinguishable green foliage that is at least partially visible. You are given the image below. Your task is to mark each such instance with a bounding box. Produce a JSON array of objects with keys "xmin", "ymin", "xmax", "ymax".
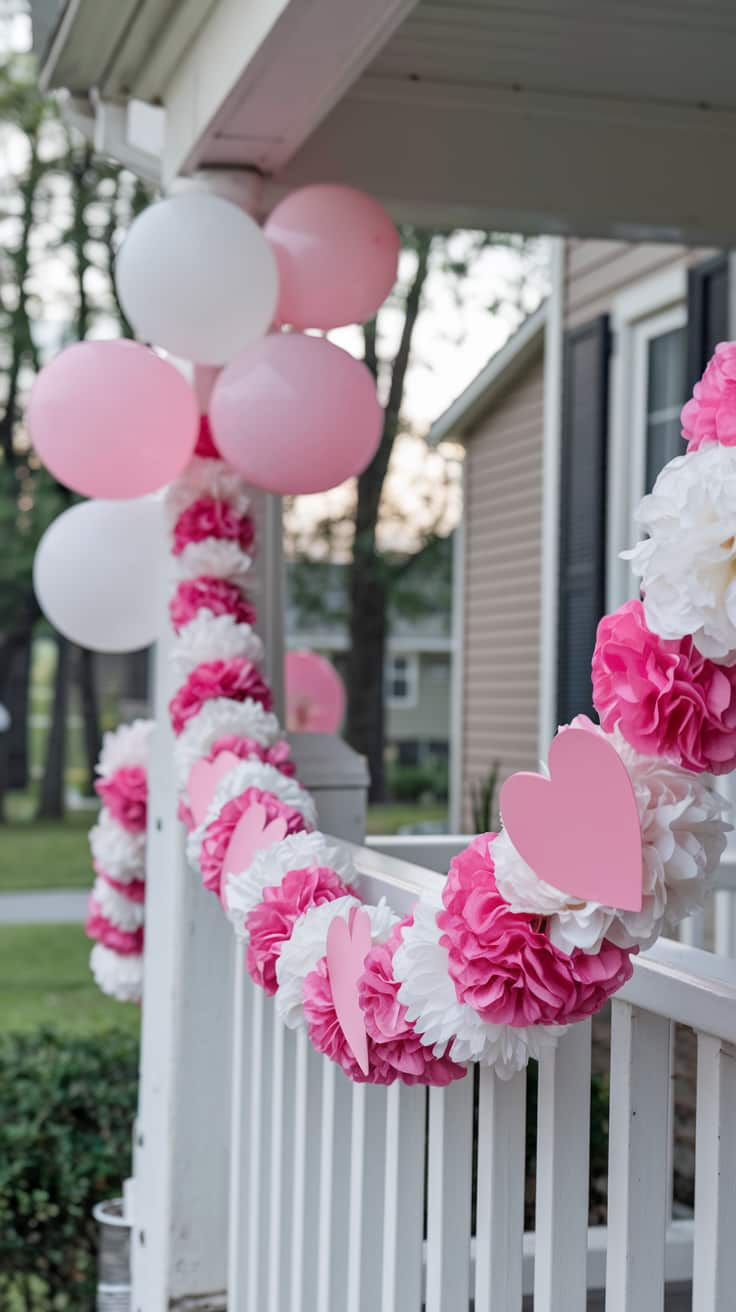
[
  {"xmin": 0, "ymin": 1028, "xmax": 138, "ymax": 1310},
  {"xmin": 387, "ymin": 757, "xmax": 449, "ymax": 803},
  {"xmin": 470, "ymin": 762, "xmax": 500, "ymax": 833}
]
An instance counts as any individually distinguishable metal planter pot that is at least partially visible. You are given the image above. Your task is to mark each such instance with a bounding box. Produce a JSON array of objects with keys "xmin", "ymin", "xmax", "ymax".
[{"xmin": 93, "ymin": 1198, "xmax": 131, "ymax": 1312}]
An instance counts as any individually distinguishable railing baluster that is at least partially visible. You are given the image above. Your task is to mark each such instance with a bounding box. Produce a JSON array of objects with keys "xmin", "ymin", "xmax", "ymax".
[
  {"xmin": 381, "ymin": 1082, "xmax": 426, "ymax": 1312},
  {"xmin": 228, "ymin": 953, "xmax": 253, "ymax": 1312},
  {"xmin": 246, "ymin": 987, "xmax": 275, "ymax": 1312},
  {"xmin": 714, "ymin": 889, "xmax": 736, "ymax": 957},
  {"xmin": 605, "ymin": 1002, "xmax": 672, "ymax": 1311},
  {"xmin": 692, "ymin": 1034, "xmax": 736, "ymax": 1310},
  {"xmin": 317, "ymin": 1061, "xmax": 352, "ymax": 1311},
  {"xmin": 289, "ymin": 1031, "xmax": 323, "ymax": 1312},
  {"xmin": 425, "ymin": 1076, "xmax": 474, "ymax": 1312},
  {"xmin": 347, "ymin": 1083, "xmax": 388, "ymax": 1310},
  {"xmin": 267, "ymin": 1017, "xmax": 297, "ymax": 1312},
  {"xmin": 474, "ymin": 1066, "xmax": 526, "ymax": 1312},
  {"xmin": 534, "ymin": 1020, "xmax": 592, "ymax": 1312}
]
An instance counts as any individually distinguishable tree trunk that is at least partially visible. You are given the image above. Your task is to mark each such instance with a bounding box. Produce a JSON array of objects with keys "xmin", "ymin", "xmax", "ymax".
[
  {"xmin": 77, "ymin": 646, "xmax": 101, "ymax": 795},
  {"xmin": 37, "ymin": 635, "xmax": 70, "ymax": 820},
  {"xmin": 345, "ymin": 553, "xmax": 387, "ymax": 802},
  {"xmin": 0, "ymin": 624, "xmax": 34, "ymax": 821}
]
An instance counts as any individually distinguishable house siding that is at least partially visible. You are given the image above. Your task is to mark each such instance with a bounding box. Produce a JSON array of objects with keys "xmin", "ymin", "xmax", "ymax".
[{"xmin": 565, "ymin": 239, "xmax": 717, "ymax": 328}]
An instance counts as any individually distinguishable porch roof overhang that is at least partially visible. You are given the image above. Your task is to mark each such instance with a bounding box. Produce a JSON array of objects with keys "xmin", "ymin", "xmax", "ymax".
[{"xmin": 33, "ymin": 0, "xmax": 736, "ymax": 245}]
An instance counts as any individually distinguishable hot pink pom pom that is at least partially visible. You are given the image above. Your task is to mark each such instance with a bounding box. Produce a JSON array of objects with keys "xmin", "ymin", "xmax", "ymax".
[
  {"xmin": 85, "ymin": 897, "xmax": 144, "ymax": 954},
  {"xmin": 169, "ymin": 656, "xmax": 272, "ymax": 734},
  {"xmin": 199, "ymin": 787, "xmax": 309, "ymax": 896},
  {"xmin": 93, "ymin": 864, "xmax": 146, "ymax": 903},
  {"xmin": 95, "ymin": 765, "xmax": 148, "ymax": 833},
  {"xmin": 592, "ymin": 599, "xmax": 736, "ymax": 773},
  {"xmin": 245, "ymin": 866, "xmax": 349, "ymax": 994},
  {"xmin": 437, "ymin": 835, "xmax": 635, "ymax": 1028},
  {"xmin": 303, "ymin": 956, "xmax": 397, "ymax": 1085},
  {"xmin": 169, "ymin": 577, "xmax": 256, "ymax": 632},
  {"xmin": 172, "ymin": 496, "xmax": 255, "ymax": 556},
  {"xmin": 681, "ymin": 341, "xmax": 736, "ymax": 451},
  {"xmin": 195, "ymin": 414, "xmax": 221, "ymax": 458},
  {"xmin": 206, "ymin": 734, "xmax": 296, "ymax": 778}
]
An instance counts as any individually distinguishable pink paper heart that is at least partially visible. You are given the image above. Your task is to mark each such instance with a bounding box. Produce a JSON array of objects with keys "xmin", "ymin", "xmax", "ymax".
[
  {"xmin": 220, "ymin": 802, "xmax": 288, "ymax": 909},
  {"xmin": 500, "ymin": 727, "xmax": 643, "ymax": 912},
  {"xmin": 187, "ymin": 751, "xmax": 241, "ymax": 828},
  {"xmin": 326, "ymin": 906, "xmax": 372, "ymax": 1076}
]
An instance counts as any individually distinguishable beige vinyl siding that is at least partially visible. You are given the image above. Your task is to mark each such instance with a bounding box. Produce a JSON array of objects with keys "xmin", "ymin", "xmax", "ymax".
[
  {"xmin": 565, "ymin": 238, "xmax": 717, "ymax": 327},
  {"xmin": 461, "ymin": 357, "xmax": 544, "ymax": 829}
]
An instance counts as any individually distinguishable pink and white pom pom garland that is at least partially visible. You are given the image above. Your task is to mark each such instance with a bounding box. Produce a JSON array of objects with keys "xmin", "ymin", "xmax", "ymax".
[
  {"xmin": 166, "ymin": 348, "xmax": 735, "ymax": 1079},
  {"xmin": 86, "ymin": 718, "xmax": 154, "ymax": 1003}
]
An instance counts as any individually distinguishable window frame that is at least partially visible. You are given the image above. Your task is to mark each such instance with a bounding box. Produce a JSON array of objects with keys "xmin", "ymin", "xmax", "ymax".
[{"xmin": 385, "ymin": 651, "xmax": 419, "ymax": 710}]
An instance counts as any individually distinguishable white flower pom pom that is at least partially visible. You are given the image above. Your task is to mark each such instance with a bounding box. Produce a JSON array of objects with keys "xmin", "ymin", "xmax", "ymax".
[
  {"xmin": 92, "ymin": 877, "xmax": 145, "ymax": 932},
  {"xmin": 624, "ymin": 444, "xmax": 736, "ymax": 663},
  {"xmin": 226, "ymin": 831, "xmax": 357, "ymax": 939},
  {"xmin": 275, "ymin": 896, "xmax": 399, "ymax": 1030},
  {"xmin": 171, "ymin": 613, "xmax": 264, "ymax": 681},
  {"xmin": 173, "ymin": 697, "xmax": 283, "ymax": 787},
  {"xmin": 89, "ymin": 808, "xmax": 147, "ymax": 881},
  {"xmin": 165, "ymin": 456, "xmax": 251, "ymax": 521},
  {"xmin": 96, "ymin": 718, "xmax": 154, "ymax": 777},
  {"xmin": 90, "ymin": 943, "xmax": 143, "ymax": 1004},
  {"xmin": 174, "ymin": 538, "xmax": 253, "ymax": 583}
]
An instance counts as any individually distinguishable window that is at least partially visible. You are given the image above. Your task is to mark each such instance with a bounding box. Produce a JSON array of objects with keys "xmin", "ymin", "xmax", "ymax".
[
  {"xmin": 643, "ymin": 324, "xmax": 687, "ymax": 489},
  {"xmin": 385, "ymin": 653, "xmax": 418, "ymax": 709}
]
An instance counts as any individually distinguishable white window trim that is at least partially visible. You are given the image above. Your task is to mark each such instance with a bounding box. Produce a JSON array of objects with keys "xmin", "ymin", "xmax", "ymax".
[
  {"xmin": 607, "ymin": 265, "xmax": 687, "ymax": 612},
  {"xmin": 385, "ymin": 652, "xmax": 419, "ymax": 710}
]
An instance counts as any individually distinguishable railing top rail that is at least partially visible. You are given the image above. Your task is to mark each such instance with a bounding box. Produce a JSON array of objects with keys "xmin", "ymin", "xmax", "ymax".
[
  {"xmin": 619, "ymin": 936, "xmax": 736, "ymax": 1044},
  {"xmin": 345, "ymin": 839, "xmax": 446, "ymax": 916}
]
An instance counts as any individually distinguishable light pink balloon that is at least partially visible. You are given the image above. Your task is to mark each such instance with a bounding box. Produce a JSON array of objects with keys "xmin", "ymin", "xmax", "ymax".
[
  {"xmin": 265, "ymin": 184, "xmax": 400, "ymax": 330},
  {"xmin": 28, "ymin": 339, "xmax": 199, "ymax": 499},
  {"xmin": 210, "ymin": 334, "xmax": 383, "ymax": 495},
  {"xmin": 286, "ymin": 650, "xmax": 346, "ymax": 733}
]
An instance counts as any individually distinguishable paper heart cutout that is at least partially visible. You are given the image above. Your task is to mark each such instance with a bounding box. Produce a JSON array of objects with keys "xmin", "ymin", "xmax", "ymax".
[
  {"xmin": 326, "ymin": 906, "xmax": 372, "ymax": 1076},
  {"xmin": 187, "ymin": 751, "xmax": 241, "ymax": 828},
  {"xmin": 220, "ymin": 801, "xmax": 288, "ymax": 909},
  {"xmin": 499, "ymin": 727, "xmax": 643, "ymax": 912}
]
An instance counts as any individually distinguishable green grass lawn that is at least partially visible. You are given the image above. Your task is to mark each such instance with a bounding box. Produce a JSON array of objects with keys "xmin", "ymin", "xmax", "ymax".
[
  {"xmin": 0, "ymin": 810, "xmax": 94, "ymax": 892},
  {"xmin": 365, "ymin": 802, "xmax": 448, "ymax": 835},
  {"xmin": 0, "ymin": 923, "xmax": 140, "ymax": 1037}
]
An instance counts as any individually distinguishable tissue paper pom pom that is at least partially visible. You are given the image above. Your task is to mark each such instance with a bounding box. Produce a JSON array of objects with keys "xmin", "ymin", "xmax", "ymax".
[
  {"xmin": 172, "ymin": 496, "xmax": 255, "ymax": 555},
  {"xmin": 437, "ymin": 835, "xmax": 635, "ymax": 1027},
  {"xmin": 393, "ymin": 900, "xmax": 561, "ymax": 1076},
  {"xmin": 245, "ymin": 866, "xmax": 350, "ymax": 994},
  {"xmin": 169, "ymin": 656, "xmax": 272, "ymax": 734},
  {"xmin": 95, "ymin": 866, "xmax": 146, "ymax": 903},
  {"xmin": 681, "ymin": 341, "xmax": 736, "ymax": 452},
  {"xmin": 198, "ymin": 788, "xmax": 309, "ymax": 895},
  {"xmin": 86, "ymin": 897, "xmax": 144, "ymax": 955},
  {"xmin": 227, "ymin": 831, "xmax": 355, "ymax": 938},
  {"xmin": 174, "ymin": 698, "xmax": 282, "ymax": 787},
  {"xmin": 303, "ymin": 956, "xmax": 397, "ymax": 1084},
  {"xmin": 96, "ymin": 719, "xmax": 153, "ymax": 776},
  {"xmin": 623, "ymin": 444, "xmax": 736, "ymax": 664},
  {"xmin": 206, "ymin": 734, "xmax": 295, "ymax": 777},
  {"xmin": 174, "ymin": 538, "xmax": 253, "ymax": 583},
  {"xmin": 165, "ymin": 455, "xmax": 251, "ymax": 521},
  {"xmin": 275, "ymin": 896, "xmax": 398, "ymax": 1030},
  {"xmin": 169, "ymin": 577, "xmax": 256, "ymax": 632},
  {"xmin": 592, "ymin": 599, "xmax": 736, "ymax": 773},
  {"xmin": 89, "ymin": 809, "xmax": 146, "ymax": 881},
  {"xmin": 358, "ymin": 921, "xmax": 467, "ymax": 1086},
  {"xmin": 95, "ymin": 765, "xmax": 148, "ymax": 833},
  {"xmin": 92, "ymin": 876, "xmax": 145, "ymax": 932},
  {"xmin": 170, "ymin": 612, "xmax": 263, "ymax": 679},
  {"xmin": 90, "ymin": 943, "xmax": 143, "ymax": 1004}
]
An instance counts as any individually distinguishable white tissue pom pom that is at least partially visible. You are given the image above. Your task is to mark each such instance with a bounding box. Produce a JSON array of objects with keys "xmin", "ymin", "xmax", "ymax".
[
  {"xmin": 227, "ymin": 831, "xmax": 356, "ymax": 939},
  {"xmin": 275, "ymin": 896, "xmax": 399, "ymax": 1030},
  {"xmin": 492, "ymin": 828, "xmax": 571, "ymax": 917},
  {"xmin": 173, "ymin": 697, "xmax": 283, "ymax": 787},
  {"xmin": 165, "ymin": 457, "xmax": 251, "ymax": 521},
  {"xmin": 89, "ymin": 808, "xmax": 146, "ymax": 881},
  {"xmin": 171, "ymin": 613, "xmax": 263, "ymax": 680},
  {"xmin": 186, "ymin": 760, "xmax": 317, "ymax": 874},
  {"xmin": 92, "ymin": 877, "xmax": 145, "ymax": 932},
  {"xmin": 90, "ymin": 944, "xmax": 143, "ymax": 1004},
  {"xmin": 96, "ymin": 719, "xmax": 154, "ymax": 777},
  {"xmin": 174, "ymin": 538, "xmax": 252, "ymax": 583},
  {"xmin": 392, "ymin": 901, "xmax": 561, "ymax": 1078},
  {"xmin": 624, "ymin": 444, "xmax": 736, "ymax": 663}
]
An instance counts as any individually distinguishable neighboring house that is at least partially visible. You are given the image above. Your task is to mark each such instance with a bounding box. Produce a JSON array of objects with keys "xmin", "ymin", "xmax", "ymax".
[
  {"xmin": 432, "ymin": 240, "xmax": 731, "ymax": 828},
  {"xmin": 285, "ymin": 546, "xmax": 452, "ymax": 769}
]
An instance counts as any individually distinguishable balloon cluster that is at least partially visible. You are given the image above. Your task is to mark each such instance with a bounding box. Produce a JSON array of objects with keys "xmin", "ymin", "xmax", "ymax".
[{"xmin": 30, "ymin": 184, "xmax": 400, "ymax": 652}]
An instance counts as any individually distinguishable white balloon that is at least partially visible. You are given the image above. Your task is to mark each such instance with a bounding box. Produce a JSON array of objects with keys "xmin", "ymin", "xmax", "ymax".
[
  {"xmin": 115, "ymin": 193, "xmax": 278, "ymax": 365},
  {"xmin": 34, "ymin": 498, "xmax": 166, "ymax": 653}
]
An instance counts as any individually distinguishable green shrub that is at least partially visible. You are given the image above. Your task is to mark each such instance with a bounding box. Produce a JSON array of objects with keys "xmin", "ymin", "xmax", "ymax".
[
  {"xmin": 387, "ymin": 759, "xmax": 449, "ymax": 803},
  {"xmin": 0, "ymin": 1028, "xmax": 139, "ymax": 1311}
]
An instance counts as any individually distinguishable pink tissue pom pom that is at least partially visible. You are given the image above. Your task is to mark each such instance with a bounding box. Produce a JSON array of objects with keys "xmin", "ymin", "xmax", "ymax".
[
  {"xmin": 169, "ymin": 656, "xmax": 272, "ymax": 735},
  {"xmin": 206, "ymin": 734, "xmax": 295, "ymax": 778},
  {"xmin": 245, "ymin": 866, "xmax": 350, "ymax": 994},
  {"xmin": 95, "ymin": 765, "xmax": 148, "ymax": 833},
  {"xmin": 437, "ymin": 835, "xmax": 635, "ymax": 1028},
  {"xmin": 169, "ymin": 577, "xmax": 256, "ymax": 632},
  {"xmin": 194, "ymin": 414, "xmax": 220, "ymax": 458},
  {"xmin": 172, "ymin": 496, "xmax": 255, "ymax": 556},
  {"xmin": 592, "ymin": 599, "xmax": 736, "ymax": 773},
  {"xmin": 94, "ymin": 864, "xmax": 146, "ymax": 903},
  {"xmin": 85, "ymin": 897, "xmax": 144, "ymax": 954},
  {"xmin": 682, "ymin": 341, "xmax": 736, "ymax": 451},
  {"xmin": 199, "ymin": 787, "xmax": 309, "ymax": 896}
]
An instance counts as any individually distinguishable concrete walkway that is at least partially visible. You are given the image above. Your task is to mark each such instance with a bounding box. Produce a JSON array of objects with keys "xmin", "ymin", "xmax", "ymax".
[{"xmin": 0, "ymin": 889, "xmax": 87, "ymax": 924}]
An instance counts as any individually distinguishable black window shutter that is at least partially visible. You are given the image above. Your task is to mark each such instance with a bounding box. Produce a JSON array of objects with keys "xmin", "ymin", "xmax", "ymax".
[
  {"xmin": 556, "ymin": 315, "xmax": 611, "ymax": 726},
  {"xmin": 686, "ymin": 253, "xmax": 730, "ymax": 389}
]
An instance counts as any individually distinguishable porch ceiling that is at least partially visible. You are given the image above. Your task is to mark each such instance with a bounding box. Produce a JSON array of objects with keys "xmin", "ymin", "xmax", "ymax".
[{"xmin": 37, "ymin": 0, "xmax": 736, "ymax": 244}]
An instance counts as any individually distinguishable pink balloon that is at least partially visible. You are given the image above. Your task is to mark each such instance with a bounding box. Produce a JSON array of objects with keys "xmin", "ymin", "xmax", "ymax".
[
  {"xmin": 210, "ymin": 334, "xmax": 382, "ymax": 495},
  {"xmin": 28, "ymin": 340, "xmax": 199, "ymax": 499},
  {"xmin": 265, "ymin": 184, "xmax": 400, "ymax": 330},
  {"xmin": 286, "ymin": 650, "xmax": 346, "ymax": 733}
]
